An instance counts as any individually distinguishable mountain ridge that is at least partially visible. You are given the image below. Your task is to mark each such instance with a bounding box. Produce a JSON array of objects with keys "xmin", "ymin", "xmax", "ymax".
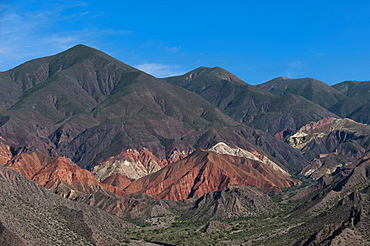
[
  {"xmin": 0, "ymin": 45, "xmax": 308, "ymax": 174},
  {"xmin": 163, "ymin": 67, "xmax": 339, "ymax": 135}
]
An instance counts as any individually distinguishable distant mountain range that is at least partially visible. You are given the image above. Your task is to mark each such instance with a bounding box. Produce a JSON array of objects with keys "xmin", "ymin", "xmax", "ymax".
[
  {"xmin": 0, "ymin": 44, "xmax": 369, "ymax": 245},
  {"xmin": 0, "ymin": 45, "xmax": 306, "ymax": 173}
]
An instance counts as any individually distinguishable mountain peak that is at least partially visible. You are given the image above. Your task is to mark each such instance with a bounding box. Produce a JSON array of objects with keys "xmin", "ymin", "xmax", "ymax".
[
  {"xmin": 58, "ymin": 44, "xmax": 114, "ymax": 60},
  {"xmin": 258, "ymin": 77, "xmax": 347, "ymax": 108},
  {"xmin": 163, "ymin": 66, "xmax": 247, "ymax": 89}
]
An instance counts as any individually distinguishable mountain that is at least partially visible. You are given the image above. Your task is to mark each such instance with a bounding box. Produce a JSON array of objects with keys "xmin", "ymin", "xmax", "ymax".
[
  {"xmin": 0, "ymin": 44, "xmax": 368, "ymax": 245},
  {"xmin": 0, "ymin": 142, "xmax": 125, "ymax": 196},
  {"xmin": 0, "ymin": 45, "xmax": 307, "ymax": 174},
  {"xmin": 0, "ymin": 142, "xmax": 186, "ymax": 221},
  {"xmin": 287, "ymin": 117, "xmax": 370, "ymax": 179},
  {"xmin": 91, "ymin": 148, "xmax": 168, "ymax": 181},
  {"xmin": 331, "ymin": 81, "xmax": 370, "ymax": 124},
  {"xmin": 0, "ymin": 164, "xmax": 133, "ymax": 245},
  {"xmin": 332, "ymin": 80, "xmax": 370, "ymax": 104},
  {"xmin": 123, "ymin": 148, "xmax": 300, "ymax": 201},
  {"xmin": 163, "ymin": 67, "xmax": 338, "ymax": 135},
  {"xmin": 257, "ymin": 77, "xmax": 347, "ymax": 109}
]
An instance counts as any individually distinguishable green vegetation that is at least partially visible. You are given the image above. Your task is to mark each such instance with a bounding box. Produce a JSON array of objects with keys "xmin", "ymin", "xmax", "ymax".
[{"xmin": 118, "ymin": 177, "xmax": 321, "ymax": 245}]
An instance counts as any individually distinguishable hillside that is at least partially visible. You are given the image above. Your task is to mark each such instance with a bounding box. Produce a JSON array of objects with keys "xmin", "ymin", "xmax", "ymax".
[
  {"xmin": 331, "ymin": 81, "xmax": 370, "ymax": 124},
  {"xmin": 0, "ymin": 45, "xmax": 306, "ymax": 173},
  {"xmin": 0, "ymin": 44, "xmax": 369, "ymax": 245},
  {"xmin": 164, "ymin": 67, "xmax": 338, "ymax": 135},
  {"xmin": 257, "ymin": 77, "xmax": 347, "ymax": 109},
  {"xmin": 0, "ymin": 164, "xmax": 133, "ymax": 245},
  {"xmin": 287, "ymin": 117, "xmax": 370, "ymax": 180}
]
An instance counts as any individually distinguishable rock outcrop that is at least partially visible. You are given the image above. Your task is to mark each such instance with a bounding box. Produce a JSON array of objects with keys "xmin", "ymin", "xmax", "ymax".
[
  {"xmin": 92, "ymin": 148, "xmax": 167, "ymax": 181},
  {"xmin": 123, "ymin": 149, "xmax": 300, "ymax": 201},
  {"xmin": 208, "ymin": 142, "xmax": 290, "ymax": 176},
  {"xmin": 91, "ymin": 147, "xmax": 192, "ymax": 184},
  {"xmin": 0, "ymin": 146, "xmax": 125, "ymax": 198},
  {"xmin": 297, "ymin": 117, "xmax": 338, "ymax": 135},
  {"xmin": 100, "ymin": 173, "xmax": 133, "ymax": 190}
]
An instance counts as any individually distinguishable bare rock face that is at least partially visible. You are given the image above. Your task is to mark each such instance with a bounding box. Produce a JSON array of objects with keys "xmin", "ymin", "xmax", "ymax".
[
  {"xmin": 167, "ymin": 149, "xmax": 192, "ymax": 163},
  {"xmin": 33, "ymin": 157, "xmax": 113, "ymax": 195},
  {"xmin": 274, "ymin": 128, "xmax": 293, "ymax": 140},
  {"xmin": 124, "ymin": 149, "xmax": 300, "ymax": 201},
  {"xmin": 92, "ymin": 148, "xmax": 167, "ymax": 181},
  {"xmin": 208, "ymin": 142, "xmax": 290, "ymax": 176},
  {"xmin": 0, "ymin": 147, "xmax": 125, "ymax": 198},
  {"xmin": 297, "ymin": 117, "xmax": 338, "ymax": 135},
  {"xmin": 183, "ymin": 185, "xmax": 281, "ymax": 221},
  {"xmin": 101, "ymin": 173, "xmax": 133, "ymax": 190},
  {"xmin": 4, "ymin": 151, "xmax": 56, "ymax": 180},
  {"xmin": 287, "ymin": 117, "xmax": 339, "ymax": 149}
]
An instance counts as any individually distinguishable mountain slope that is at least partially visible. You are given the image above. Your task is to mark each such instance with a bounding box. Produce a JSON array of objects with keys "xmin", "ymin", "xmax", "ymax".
[
  {"xmin": 287, "ymin": 117, "xmax": 370, "ymax": 179},
  {"xmin": 330, "ymin": 80, "xmax": 370, "ymax": 124},
  {"xmin": 0, "ymin": 45, "xmax": 307, "ymax": 173},
  {"xmin": 181, "ymin": 185, "xmax": 281, "ymax": 221},
  {"xmin": 163, "ymin": 67, "xmax": 338, "ymax": 135},
  {"xmin": 257, "ymin": 77, "xmax": 347, "ymax": 109},
  {"xmin": 0, "ymin": 164, "xmax": 133, "ymax": 245},
  {"xmin": 332, "ymin": 80, "xmax": 370, "ymax": 104},
  {"xmin": 290, "ymin": 163, "xmax": 370, "ymax": 245},
  {"xmin": 123, "ymin": 149, "xmax": 300, "ymax": 201}
]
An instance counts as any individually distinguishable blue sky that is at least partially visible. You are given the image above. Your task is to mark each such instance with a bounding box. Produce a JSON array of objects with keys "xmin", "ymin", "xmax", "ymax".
[{"xmin": 1, "ymin": 0, "xmax": 370, "ymax": 84}]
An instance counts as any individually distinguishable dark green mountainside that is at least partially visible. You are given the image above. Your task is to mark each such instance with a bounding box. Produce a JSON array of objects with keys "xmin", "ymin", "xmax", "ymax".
[
  {"xmin": 257, "ymin": 77, "xmax": 347, "ymax": 109},
  {"xmin": 256, "ymin": 77, "xmax": 370, "ymax": 125},
  {"xmin": 0, "ymin": 45, "xmax": 306, "ymax": 171},
  {"xmin": 163, "ymin": 67, "xmax": 338, "ymax": 135},
  {"xmin": 331, "ymin": 81, "xmax": 370, "ymax": 124}
]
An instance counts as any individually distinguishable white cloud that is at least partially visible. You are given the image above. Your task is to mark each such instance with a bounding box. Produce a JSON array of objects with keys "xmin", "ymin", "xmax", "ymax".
[
  {"xmin": 135, "ymin": 63, "xmax": 185, "ymax": 78},
  {"xmin": 285, "ymin": 61, "xmax": 303, "ymax": 78},
  {"xmin": 0, "ymin": 2, "xmax": 131, "ymax": 71},
  {"xmin": 165, "ymin": 46, "xmax": 181, "ymax": 53}
]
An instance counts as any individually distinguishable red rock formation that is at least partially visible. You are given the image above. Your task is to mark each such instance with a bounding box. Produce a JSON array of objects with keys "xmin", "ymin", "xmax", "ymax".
[
  {"xmin": 0, "ymin": 146, "xmax": 125, "ymax": 197},
  {"xmin": 298, "ymin": 117, "xmax": 338, "ymax": 135},
  {"xmin": 124, "ymin": 149, "xmax": 300, "ymax": 201},
  {"xmin": 4, "ymin": 152, "xmax": 54, "ymax": 179},
  {"xmin": 101, "ymin": 173, "xmax": 133, "ymax": 190}
]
